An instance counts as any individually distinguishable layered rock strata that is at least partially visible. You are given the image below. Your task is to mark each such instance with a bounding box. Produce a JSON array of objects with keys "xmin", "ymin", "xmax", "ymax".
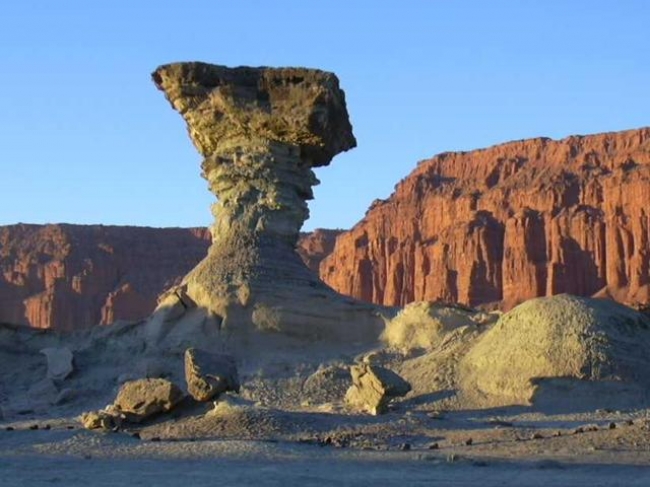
[
  {"xmin": 0, "ymin": 224, "xmax": 335, "ymax": 330},
  {"xmin": 322, "ymin": 127, "xmax": 650, "ymax": 310},
  {"xmin": 151, "ymin": 62, "xmax": 383, "ymax": 341},
  {"xmin": 0, "ymin": 224, "xmax": 211, "ymax": 330}
]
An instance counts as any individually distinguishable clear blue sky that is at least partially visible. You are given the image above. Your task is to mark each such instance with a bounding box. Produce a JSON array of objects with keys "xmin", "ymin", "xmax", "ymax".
[{"xmin": 1, "ymin": 1, "xmax": 648, "ymax": 231}]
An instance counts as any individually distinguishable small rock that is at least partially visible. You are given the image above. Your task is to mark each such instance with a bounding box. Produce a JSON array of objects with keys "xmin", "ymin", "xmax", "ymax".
[
  {"xmin": 28, "ymin": 424, "xmax": 39, "ymax": 430},
  {"xmin": 43, "ymin": 424, "xmax": 51, "ymax": 430},
  {"xmin": 464, "ymin": 438, "xmax": 473, "ymax": 446},
  {"xmin": 79, "ymin": 410, "xmax": 119, "ymax": 431},
  {"xmin": 5, "ymin": 427, "xmax": 14, "ymax": 431},
  {"xmin": 184, "ymin": 348, "xmax": 240, "ymax": 402},
  {"xmin": 40, "ymin": 347, "xmax": 74, "ymax": 382},
  {"xmin": 344, "ymin": 363, "xmax": 411, "ymax": 415},
  {"xmin": 573, "ymin": 427, "xmax": 584, "ymax": 435},
  {"xmin": 113, "ymin": 378, "xmax": 184, "ymax": 422},
  {"xmin": 428, "ymin": 442, "xmax": 439, "ymax": 450},
  {"xmin": 608, "ymin": 422, "xmax": 617, "ymax": 430}
]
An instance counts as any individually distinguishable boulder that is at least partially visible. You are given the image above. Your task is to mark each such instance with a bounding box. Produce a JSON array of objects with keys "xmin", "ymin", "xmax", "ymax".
[
  {"xmin": 345, "ymin": 363, "xmax": 411, "ymax": 415},
  {"xmin": 40, "ymin": 346, "xmax": 74, "ymax": 381},
  {"xmin": 302, "ymin": 364, "xmax": 350, "ymax": 405},
  {"xmin": 113, "ymin": 378, "xmax": 183, "ymax": 422},
  {"xmin": 79, "ymin": 410, "xmax": 121, "ymax": 430},
  {"xmin": 184, "ymin": 348, "xmax": 240, "ymax": 401}
]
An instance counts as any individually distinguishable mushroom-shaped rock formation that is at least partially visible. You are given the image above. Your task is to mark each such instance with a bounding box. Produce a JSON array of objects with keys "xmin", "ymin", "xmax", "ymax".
[{"xmin": 150, "ymin": 62, "xmax": 384, "ymax": 342}]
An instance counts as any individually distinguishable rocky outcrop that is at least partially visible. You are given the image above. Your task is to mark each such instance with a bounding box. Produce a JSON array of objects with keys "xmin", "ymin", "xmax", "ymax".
[
  {"xmin": 322, "ymin": 127, "xmax": 650, "ymax": 310},
  {"xmin": 459, "ymin": 295, "xmax": 650, "ymax": 409},
  {"xmin": 113, "ymin": 378, "xmax": 184, "ymax": 422},
  {"xmin": 81, "ymin": 377, "xmax": 184, "ymax": 429},
  {"xmin": 0, "ymin": 224, "xmax": 337, "ymax": 330},
  {"xmin": 184, "ymin": 348, "xmax": 239, "ymax": 401},
  {"xmin": 345, "ymin": 363, "xmax": 411, "ymax": 415},
  {"xmin": 150, "ymin": 62, "xmax": 383, "ymax": 342}
]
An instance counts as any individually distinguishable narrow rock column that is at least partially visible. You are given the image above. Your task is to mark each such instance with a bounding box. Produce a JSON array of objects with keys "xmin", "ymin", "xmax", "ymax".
[{"xmin": 151, "ymin": 62, "xmax": 383, "ymax": 342}]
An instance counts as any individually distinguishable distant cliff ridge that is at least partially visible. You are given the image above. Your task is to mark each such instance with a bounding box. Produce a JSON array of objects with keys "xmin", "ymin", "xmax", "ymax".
[
  {"xmin": 2, "ymin": 128, "xmax": 649, "ymax": 330},
  {"xmin": 0, "ymin": 224, "xmax": 339, "ymax": 330},
  {"xmin": 321, "ymin": 127, "xmax": 650, "ymax": 310}
]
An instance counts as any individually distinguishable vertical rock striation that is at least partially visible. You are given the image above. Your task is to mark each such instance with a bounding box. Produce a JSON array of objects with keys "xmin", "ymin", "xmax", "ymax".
[
  {"xmin": 151, "ymin": 62, "xmax": 383, "ymax": 341},
  {"xmin": 321, "ymin": 128, "xmax": 650, "ymax": 310},
  {"xmin": 0, "ymin": 224, "xmax": 335, "ymax": 330},
  {"xmin": 0, "ymin": 224, "xmax": 211, "ymax": 330}
]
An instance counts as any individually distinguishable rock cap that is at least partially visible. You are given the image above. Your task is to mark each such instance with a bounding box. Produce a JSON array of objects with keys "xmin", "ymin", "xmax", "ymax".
[{"xmin": 152, "ymin": 62, "xmax": 356, "ymax": 166}]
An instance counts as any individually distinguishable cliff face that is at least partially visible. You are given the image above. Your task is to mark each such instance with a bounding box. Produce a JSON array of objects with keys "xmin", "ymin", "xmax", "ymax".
[
  {"xmin": 0, "ymin": 224, "xmax": 336, "ymax": 330},
  {"xmin": 297, "ymin": 229, "xmax": 343, "ymax": 273},
  {"xmin": 4, "ymin": 128, "xmax": 649, "ymax": 330},
  {"xmin": 321, "ymin": 128, "xmax": 650, "ymax": 310}
]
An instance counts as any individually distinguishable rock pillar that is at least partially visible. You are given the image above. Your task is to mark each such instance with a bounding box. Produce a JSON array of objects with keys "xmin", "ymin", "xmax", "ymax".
[{"xmin": 151, "ymin": 62, "xmax": 383, "ymax": 341}]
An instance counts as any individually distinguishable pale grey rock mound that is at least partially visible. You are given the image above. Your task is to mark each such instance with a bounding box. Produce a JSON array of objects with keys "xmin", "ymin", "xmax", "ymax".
[
  {"xmin": 184, "ymin": 348, "xmax": 240, "ymax": 401},
  {"xmin": 345, "ymin": 363, "xmax": 411, "ymax": 415},
  {"xmin": 459, "ymin": 294, "xmax": 650, "ymax": 409},
  {"xmin": 113, "ymin": 378, "xmax": 184, "ymax": 422},
  {"xmin": 150, "ymin": 62, "xmax": 384, "ymax": 345},
  {"xmin": 40, "ymin": 346, "xmax": 74, "ymax": 382},
  {"xmin": 302, "ymin": 364, "xmax": 351, "ymax": 406}
]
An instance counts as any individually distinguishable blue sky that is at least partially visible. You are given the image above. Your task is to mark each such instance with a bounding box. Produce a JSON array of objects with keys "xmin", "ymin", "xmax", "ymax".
[{"xmin": 1, "ymin": 1, "xmax": 648, "ymax": 231}]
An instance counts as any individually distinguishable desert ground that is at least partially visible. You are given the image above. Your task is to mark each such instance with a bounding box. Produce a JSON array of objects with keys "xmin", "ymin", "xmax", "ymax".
[
  {"xmin": 2, "ymin": 295, "xmax": 650, "ymax": 486},
  {"xmin": 3, "ymin": 62, "xmax": 650, "ymax": 486},
  {"xmin": 3, "ymin": 399, "xmax": 650, "ymax": 485}
]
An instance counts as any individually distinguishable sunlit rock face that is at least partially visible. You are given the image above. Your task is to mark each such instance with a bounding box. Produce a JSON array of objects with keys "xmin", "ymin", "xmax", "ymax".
[
  {"xmin": 151, "ymin": 62, "xmax": 383, "ymax": 342},
  {"xmin": 321, "ymin": 127, "xmax": 650, "ymax": 311}
]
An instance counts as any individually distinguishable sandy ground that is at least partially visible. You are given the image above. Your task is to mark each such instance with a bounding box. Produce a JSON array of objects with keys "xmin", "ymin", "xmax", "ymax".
[
  {"xmin": 3, "ymin": 299, "xmax": 650, "ymax": 485},
  {"xmin": 2, "ymin": 406, "xmax": 650, "ymax": 486}
]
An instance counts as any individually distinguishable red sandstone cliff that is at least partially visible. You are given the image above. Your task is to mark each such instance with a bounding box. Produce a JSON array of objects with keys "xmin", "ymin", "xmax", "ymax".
[
  {"xmin": 0, "ymin": 224, "xmax": 338, "ymax": 330},
  {"xmin": 321, "ymin": 127, "xmax": 650, "ymax": 310},
  {"xmin": 4, "ymin": 128, "xmax": 649, "ymax": 329},
  {"xmin": 297, "ymin": 229, "xmax": 343, "ymax": 273}
]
